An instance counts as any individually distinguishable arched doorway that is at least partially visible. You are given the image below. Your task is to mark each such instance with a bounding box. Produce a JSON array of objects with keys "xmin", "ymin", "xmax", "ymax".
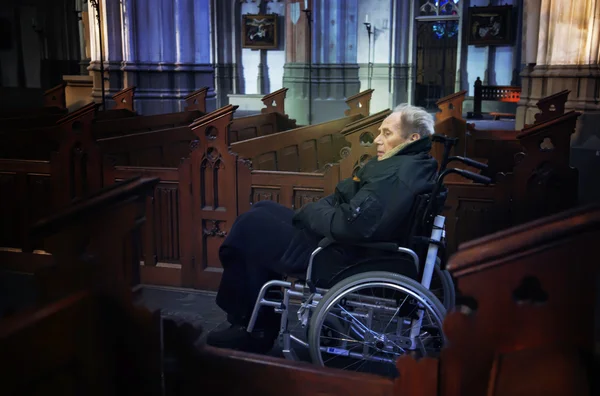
[{"xmin": 414, "ymin": 0, "xmax": 461, "ymax": 110}]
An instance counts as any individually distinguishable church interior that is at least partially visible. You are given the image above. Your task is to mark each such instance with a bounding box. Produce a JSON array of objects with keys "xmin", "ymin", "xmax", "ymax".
[{"xmin": 0, "ymin": 0, "xmax": 599, "ymax": 394}]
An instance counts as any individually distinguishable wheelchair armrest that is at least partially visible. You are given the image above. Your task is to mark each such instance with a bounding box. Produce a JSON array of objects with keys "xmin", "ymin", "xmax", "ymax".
[{"xmin": 318, "ymin": 237, "xmax": 399, "ymax": 252}]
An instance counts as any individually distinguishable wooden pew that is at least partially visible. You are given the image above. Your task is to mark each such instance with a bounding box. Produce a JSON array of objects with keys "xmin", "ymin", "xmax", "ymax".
[
  {"xmin": 123, "ymin": 91, "xmax": 368, "ymax": 289},
  {"xmin": 0, "ymin": 176, "xmax": 163, "ymax": 394},
  {"xmin": 0, "ymin": 176, "xmax": 159, "ymax": 315},
  {"xmin": 2, "ymin": 204, "xmax": 595, "ymax": 395},
  {"xmin": 0, "ymin": 87, "xmax": 138, "ymax": 160},
  {"xmin": 229, "ymin": 89, "xmax": 374, "ymax": 172},
  {"xmin": 96, "ymin": 88, "xmax": 301, "ymax": 168},
  {"xmin": 0, "ymin": 83, "xmax": 67, "ymax": 120},
  {"xmin": 90, "ymin": 87, "xmax": 208, "ymax": 139},
  {"xmin": 0, "ymin": 85, "xmax": 136, "ymax": 134},
  {"xmin": 229, "ymin": 88, "xmax": 298, "ymax": 142},
  {"xmin": 393, "ymin": 203, "xmax": 599, "ymax": 396}
]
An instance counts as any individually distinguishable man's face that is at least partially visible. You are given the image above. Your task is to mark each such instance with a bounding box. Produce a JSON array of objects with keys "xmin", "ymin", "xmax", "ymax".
[{"xmin": 374, "ymin": 112, "xmax": 420, "ymax": 159}]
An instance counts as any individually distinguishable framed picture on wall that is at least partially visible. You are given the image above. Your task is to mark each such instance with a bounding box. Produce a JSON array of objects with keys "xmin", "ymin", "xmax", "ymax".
[
  {"xmin": 242, "ymin": 14, "xmax": 278, "ymax": 50},
  {"xmin": 467, "ymin": 6, "xmax": 513, "ymax": 46}
]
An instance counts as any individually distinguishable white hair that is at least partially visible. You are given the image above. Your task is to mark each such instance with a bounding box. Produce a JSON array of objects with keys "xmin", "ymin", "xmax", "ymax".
[{"xmin": 391, "ymin": 104, "xmax": 435, "ymax": 139}]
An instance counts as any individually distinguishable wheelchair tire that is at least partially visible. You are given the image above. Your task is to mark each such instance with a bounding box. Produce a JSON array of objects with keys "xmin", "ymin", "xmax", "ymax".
[
  {"xmin": 308, "ymin": 271, "xmax": 446, "ymax": 376},
  {"xmin": 433, "ymin": 258, "xmax": 456, "ymax": 312}
]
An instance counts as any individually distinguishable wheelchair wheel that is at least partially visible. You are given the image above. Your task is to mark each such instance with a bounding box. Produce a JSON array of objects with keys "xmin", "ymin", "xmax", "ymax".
[
  {"xmin": 431, "ymin": 258, "xmax": 455, "ymax": 312},
  {"xmin": 308, "ymin": 271, "xmax": 446, "ymax": 378}
]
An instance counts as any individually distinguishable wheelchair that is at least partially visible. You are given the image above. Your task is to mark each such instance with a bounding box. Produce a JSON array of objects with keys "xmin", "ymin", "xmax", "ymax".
[{"xmin": 246, "ymin": 134, "xmax": 491, "ymax": 377}]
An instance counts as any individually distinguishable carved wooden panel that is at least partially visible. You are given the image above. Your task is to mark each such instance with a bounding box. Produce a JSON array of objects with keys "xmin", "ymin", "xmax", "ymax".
[
  {"xmin": 255, "ymin": 152, "xmax": 277, "ymax": 170},
  {"xmin": 0, "ymin": 160, "xmax": 52, "ymax": 251},
  {"xmin": 184, "ymin": 87, "xmax": 209, "ymax": 113},
  {"xmin": 111, "ymin": 86, "xmax": 136, "ymax": 111},
  {"xmin": 153, "ymin": 184, "xmax": 180, "ymax": 263},
  {"xmin": 252, "ymin": 187, "xmax": 281, "ymax": 204},
  {"xmin": 258, "ymin": 123, "xmax": 274, "ymax": 137},
  {"xmin": 442, "ymin": 204, "xmax": 599, "ymax": 396},
  {"xmin": 187, "ymin": 105, "xmax": 239, "ymax": 291},
  {"xmin": 435, "ymin": 90, "xmax": 466, "ymax": 122},
  {"xmin": 344, "ymin": 89, "xmax": 374, "ymax": 117},
  {"xmin": 238, "ymin": 126, "xmax": 259, "ymax": 141},
  {"xmin": 293, "ymin": 189, "xmax": 324, "ymax": 209},
  {"xmin": 260, "ymin": 88, "xmax": 289, "ymax": 115},
  {"xmin": 443, "ymin": 181, "xmax": 511, "ymax": 255},
  {"xmin": 278, "ymin": 145, "xmax": 300, "ymax": 171}
]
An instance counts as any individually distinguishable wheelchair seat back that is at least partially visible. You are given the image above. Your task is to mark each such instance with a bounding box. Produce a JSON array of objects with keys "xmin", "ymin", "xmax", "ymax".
[{"xmin": 401, "ymin": 188, "xmax": 448, "ymax": 264}]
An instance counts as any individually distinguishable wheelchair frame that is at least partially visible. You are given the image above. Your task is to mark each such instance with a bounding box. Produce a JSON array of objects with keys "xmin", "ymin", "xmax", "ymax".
[{"xmin": 246, "ymin": 134, "xmax": 492, "ymax": 365}]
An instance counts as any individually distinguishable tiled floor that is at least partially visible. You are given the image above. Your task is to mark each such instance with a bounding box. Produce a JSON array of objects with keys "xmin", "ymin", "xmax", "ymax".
[{"xmin": 133, "ymin": 285, "xmax": 309, "ymax": 360}]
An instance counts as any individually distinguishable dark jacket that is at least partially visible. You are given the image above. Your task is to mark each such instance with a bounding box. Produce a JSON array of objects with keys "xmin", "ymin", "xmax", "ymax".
[
  {"xmin": 278, "ymin": 136, "xmax": 437, "ymax": 274},
  {"xmin": 293, "ymin": 136, "xmax": 438, "ymax": 243}
]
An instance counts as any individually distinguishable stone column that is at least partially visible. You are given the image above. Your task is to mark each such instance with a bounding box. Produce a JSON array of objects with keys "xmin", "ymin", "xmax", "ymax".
[
  {"xmin": 389, "ymin": 0, "xmax": 413, "ymax": 109},
  {"xmin": 283, "ymin": 0, "xmax": 360, "ymax": 124},
  {"xmin": 282, "ymin": 0, "xmax": 312, "ymax": 124},
  {"xmin": 115, "ymin": 0, "xmax": 215, "ymax": 114},
  {"xmin": 517, "ymin": 0, "xmax": 600, "ymax": 203},
  {"xmin": 213, "ymin": 0, "xmax": 241, "ymax": 108}
]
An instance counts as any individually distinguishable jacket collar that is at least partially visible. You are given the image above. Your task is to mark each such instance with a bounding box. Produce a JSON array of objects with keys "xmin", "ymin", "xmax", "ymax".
[{"xmin": 379, "ymin": 136, "xmax": 432, "ymax": 161}]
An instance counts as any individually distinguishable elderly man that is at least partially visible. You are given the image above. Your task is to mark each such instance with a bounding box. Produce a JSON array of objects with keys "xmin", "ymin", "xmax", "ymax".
[{"xmin": 207, "ymin": 103, "xmax": 438, "ymax": 353}]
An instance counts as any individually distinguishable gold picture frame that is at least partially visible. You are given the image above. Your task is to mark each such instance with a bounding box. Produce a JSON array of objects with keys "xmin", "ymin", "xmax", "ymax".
[{"xmin": 242, "ymin": 14, "xmax": 279, "ymax": 50}]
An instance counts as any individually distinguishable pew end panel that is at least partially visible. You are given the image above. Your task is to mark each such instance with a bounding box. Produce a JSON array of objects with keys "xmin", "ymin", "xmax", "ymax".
[
  {"xmin": 440, "ymin": 203, "xmax": 600, "ymax": 396},
  {"xmin": 512, "ymin": 110, "xmax": 580, "ymax": 223},
  {"xmin": 0, "ymin": 290, "xmax": 163, "ymax": 396},
  {"xmin": 184, "ymin": 86, "xmax": 209, "ymax": 113},
  {"xmin": 111, "ymin": 86, "xmax": 136, "ymax": 112},
  {"xmin": 51, "ymin": 103, "xmax": 105, "ymax": 208},
  {"xmin": 435, "ymin": 90, "xmax": 467, "ymax": 123},
  {"xmin": 182, "ymin": 105, "xmax": 239, "ymax": 290},
  {"xmin": 442, "ymin": 175, "xmax": 512, "ymax": 255},
  {"xmin": 107, "ymin": 166, "xmax": 188, "ymax": 289},
  {"xmin": 43, "ymin": 82, "xmax": 67, "ymax": 110},
  {"xmin": 532, "ymin": 89, "xmax": 570, "ymax": 125},
  {"xmin": 464, "ymin": 125, "xmax": 521, "ymax": 176},
  {"xmin": 260, "ymin": 87, "xmax": 289, "ymax": 115},
  {"xmin": 344, "ymin": 89, "xmax": 374, "ymax": 118},
  {"xmin": 0, "ymin": 159, "xmax": 53, "ymax": 251},
  {"xmin": 27, "ymin": 176, "xmax": 160, "ymax": 304}
]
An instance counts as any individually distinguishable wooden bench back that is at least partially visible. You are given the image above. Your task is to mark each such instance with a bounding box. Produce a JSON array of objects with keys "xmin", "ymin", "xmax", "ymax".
[
  {"xmin": 0, "ymin": 176, "xmax": 158, "ymax": 315},
  {"xmin": 230, "ymin": 115, "xmax": 361, "ymax": 172},
  {"xmin": 438, "ymin": 203, "xmax": 600, "ymax": 396},
  {"xmin": 91, "ymin": 87, "xmax": 208, "ymax": 139}
]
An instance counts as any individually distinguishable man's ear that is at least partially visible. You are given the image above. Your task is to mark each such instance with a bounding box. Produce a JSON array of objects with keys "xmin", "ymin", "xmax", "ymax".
[{"xmin": 410, "ymin": 133, "xmax": 420, "ymax": 141}]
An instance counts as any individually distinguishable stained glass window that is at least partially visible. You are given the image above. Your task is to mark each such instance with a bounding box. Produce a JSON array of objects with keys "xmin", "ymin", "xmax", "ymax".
[
  {"xmin": 419, "ymin": 1, "xmax": 460, "ymax": 39},
  {"xmin": 419, "ymin": 0, "xmax": 460, "ymax": 17}
]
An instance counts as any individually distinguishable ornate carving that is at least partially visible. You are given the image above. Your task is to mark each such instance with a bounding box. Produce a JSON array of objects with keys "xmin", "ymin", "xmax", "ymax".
[
  {"xmin": 189, "ymin": 139, "xmax": 200, "ymax": 153},
  {"xmin": 237, "ymin": 157, "xmax": 254, "ymax": 170},
  {"xmin": 205, "ymin": 126, "xmax": 219, "ymax": 141},
  {"xmin": 203, "ymin": 220, "xmax": 227, "ymax": 238},
  {"xmin": 339, "ymin": 146, "xmax": 351, "ymax": 159},
  {"xmin": 202, "ymin": 148, "xmax": 223, "ymax": 169}
]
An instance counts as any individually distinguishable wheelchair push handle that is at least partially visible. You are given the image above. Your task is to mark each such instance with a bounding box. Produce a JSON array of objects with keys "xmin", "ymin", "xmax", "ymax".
[
  {"xmin": 448, "ymin": 156, "xmax": 488, "ymax": 171},
  {"xmin": 453, "ymin": 169, "xmax": 492, "ymax": 185},
  {"xmin": 431, "ymin": 134, "xmax": 459, "ymax": 146}
]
